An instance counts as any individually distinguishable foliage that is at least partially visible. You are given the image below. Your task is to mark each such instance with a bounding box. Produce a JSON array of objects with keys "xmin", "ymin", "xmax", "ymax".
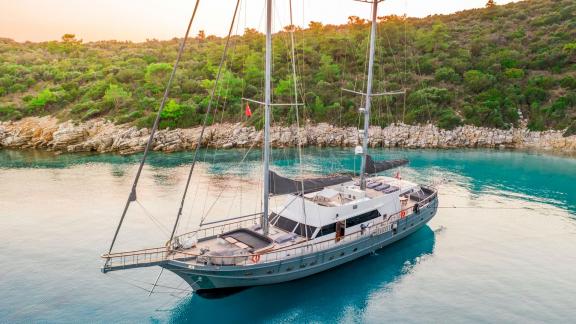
[
  {"xmin": 463, "ymin": 70, "xmax": 494, "ymax": 93},
  {"xmin": 435, "ymin": 67, "xmax": 460, "ymax": 83},
  {"xmin": 0, "ymin": 0, "xmax": 574, "ymax": 131},
  {"xmin": 160, "ymin": 99, "xmax": 183, "ymax": 120},
  {"xmin": 437, "ymin": 109, "xmax": 462, "ymax": 130},
  {"xmin": 103, "ymin": 84, "xmax": 132, "ymax": 110},
  {"xmin": 27, "ymin": 89, "xmax": 58, "ymax": 111},
  {"xmin": 504, "ymin": 68, "xmax": 524, "ymax": 79}
]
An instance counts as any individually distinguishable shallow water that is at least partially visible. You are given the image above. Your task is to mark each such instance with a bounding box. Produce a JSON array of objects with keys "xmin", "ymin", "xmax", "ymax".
[{"xmin": 0, "ymin": 148, "xmax": 575, "ymax": 323}]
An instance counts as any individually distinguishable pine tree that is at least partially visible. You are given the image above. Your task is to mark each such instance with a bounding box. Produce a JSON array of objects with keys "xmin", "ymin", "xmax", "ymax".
[{"xmin": 486, "ymin": 0, "xmax": 496, "ymax": 8}]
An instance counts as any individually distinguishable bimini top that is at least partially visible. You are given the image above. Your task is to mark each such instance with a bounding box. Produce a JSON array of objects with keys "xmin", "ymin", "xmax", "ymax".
[
  {"xmin": 365, "ymin": 156, "xmax": 408, "ymax": 174},
  {"xmin": 269, "ymin": 157, "xmax": 409, "ymax": 195},
  {"xmin": 269, "ymin": 171, "xmax": 352, "ymax": 196}
]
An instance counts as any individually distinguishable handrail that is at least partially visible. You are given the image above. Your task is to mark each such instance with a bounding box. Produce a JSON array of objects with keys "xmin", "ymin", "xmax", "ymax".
[
  {"xmin": 102, "ymin": 190, "xmax": 438, "ymax": 270},
  {"xmin": 200, "ymin": 212, "xmax": 263, "ymax": 226},
  {"xmin": 174, "ymin": 215, "xmax": 260, "ymax": 240},
  {"xmin": 103, "ymin": 246, "xmax": 167, "ymax": 257}
]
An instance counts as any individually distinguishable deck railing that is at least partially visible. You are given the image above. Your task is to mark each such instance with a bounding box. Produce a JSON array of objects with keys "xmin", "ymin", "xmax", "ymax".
[
  {"xmin": 101, "ymin": 214, "xmax": 261, "ymax": 272},
  {"xmin": 102, "ymin": 191, "xmax": 438, "ymax": 271},
  {"xmin": 176, "ymin": 213, "xmax": 261, "ymax": 242},
  {"xmin": 212, "ymin": 194, "xmax": 438, "ymax": 266},
  {"xmin": 102, "ymin": 247, "xmax": 198, "ymax": 272}
]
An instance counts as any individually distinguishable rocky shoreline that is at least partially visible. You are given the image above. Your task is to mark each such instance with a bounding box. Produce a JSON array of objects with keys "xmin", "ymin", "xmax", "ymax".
[{"xmin": 1, "ymin": 116, "xmax": 575, "ymax": 155}]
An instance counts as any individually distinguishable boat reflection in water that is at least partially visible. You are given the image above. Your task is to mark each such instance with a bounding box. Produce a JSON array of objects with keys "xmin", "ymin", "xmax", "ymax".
[{"xmin": 170, "ymin": 226, "xmax": 436, "ymax": 322}]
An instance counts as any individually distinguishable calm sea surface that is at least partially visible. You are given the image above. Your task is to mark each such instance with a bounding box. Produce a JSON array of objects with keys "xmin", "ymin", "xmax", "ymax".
[{"xmin": 1, "ymin": 148, "xmax": 575, "ymax": 323}]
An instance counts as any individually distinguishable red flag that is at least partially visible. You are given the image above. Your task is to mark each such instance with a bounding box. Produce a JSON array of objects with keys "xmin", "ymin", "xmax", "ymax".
[{"xmin": 245, "ymin": 103, "xmax": 252, "ymax": 117}]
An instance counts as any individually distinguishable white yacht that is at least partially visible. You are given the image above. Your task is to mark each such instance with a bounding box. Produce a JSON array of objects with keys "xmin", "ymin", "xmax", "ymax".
[{"xmin": 102, "ymin": 0, "xmax": 439, "ymax": 294}]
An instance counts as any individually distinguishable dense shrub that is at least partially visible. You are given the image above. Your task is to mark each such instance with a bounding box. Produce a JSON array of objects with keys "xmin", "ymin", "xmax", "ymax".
[
  {"xmin": 464, "ymin": 70, "xmax": 495, "ymax": 93},
  {"xmin": 0, "ymin": 0, "xmax": 573, "ymax": 131},
  {"xmin": 435, "ymin": 67, "xmax": 461, "ymax": 83},
  {"xmin": 27, "ymin": 89, "xmax": 58, "ymax": 110}
]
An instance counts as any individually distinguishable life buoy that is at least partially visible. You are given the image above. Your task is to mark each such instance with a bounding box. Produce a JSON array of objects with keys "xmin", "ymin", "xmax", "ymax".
[
  {"xmin": 251, "ymin": 254, "xmax": 261, "ymax": 263},
  {"xmin": 400, "ymin": 210, "xmax": 406, "ymax": 218}
]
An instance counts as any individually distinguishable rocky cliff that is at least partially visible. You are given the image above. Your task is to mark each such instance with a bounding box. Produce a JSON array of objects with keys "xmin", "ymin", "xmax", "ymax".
[{"xmin": 1, "ymin": 117, "xmax": 575, "ymax": 155}]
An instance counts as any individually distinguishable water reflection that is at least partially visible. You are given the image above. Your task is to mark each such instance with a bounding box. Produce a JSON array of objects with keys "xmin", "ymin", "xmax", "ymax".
[
  {"xmin": 110, "ymin": 164, "xmax": 128, "ymax": 178},
  {"xmin": 1, "ymin": 148, "xmax": 574, "ymax": 212},
  {"xmin": 169, "ymin": 226, "xmax": 436, "ymax": 323}
]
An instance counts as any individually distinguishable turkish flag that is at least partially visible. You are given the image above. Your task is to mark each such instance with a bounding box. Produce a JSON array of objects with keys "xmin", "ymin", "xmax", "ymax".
[{"xmin": 245, "ymin": 103, "xmax": 252, "ymax": 117}]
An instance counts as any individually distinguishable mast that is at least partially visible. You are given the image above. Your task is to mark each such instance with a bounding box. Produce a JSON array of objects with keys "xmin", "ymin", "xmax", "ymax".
[
  {"xmin": 359, "ymin": 0, "xmax": 380, "ymax": 190},
  {"xmin": 261, "ymin": 0, "xmax": 272, "ymax": 235}
]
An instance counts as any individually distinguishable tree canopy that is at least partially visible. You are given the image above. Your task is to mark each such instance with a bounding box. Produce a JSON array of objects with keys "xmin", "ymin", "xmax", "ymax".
[{"xmin": 0, "ymin": 0, "xmax": 574, "ymax": 133}]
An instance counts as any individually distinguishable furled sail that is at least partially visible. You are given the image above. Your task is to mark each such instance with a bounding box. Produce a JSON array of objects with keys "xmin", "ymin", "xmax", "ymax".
[
  {"xmin": 269, "ymin": 171, "xmax": 352, "ymax": 196},
  {"xmin": 365, "ymin": 155, "xmax": 408, "ymax": 174}
]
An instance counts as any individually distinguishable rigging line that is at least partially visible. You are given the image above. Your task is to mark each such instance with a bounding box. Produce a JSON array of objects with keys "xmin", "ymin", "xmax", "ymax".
[
  {"xmin": 108, "ymin": 273, "xmax": 192, "ymax": 294},
  {"xmin": 169, "ymin": 0, "xmax": 242, "ymax": 243},
  {"xmin": 297, "ymin": 0, "xmax": 308, "ymax": 120},
  {"xmin": 149, "ymin": 268, "xmax": 164, "ymax": 296},
  {"xmin": 106, "ymin": 0, "xmax": 201, "ymax": 255},
  {"xmin": 108, "ymin": 275, "xmax": 153, "ymax": 294},
  {"xmin": 183, "ymin": 181, "xmax": 201, "ymax": 233},
  {"xmin": 197, "ymin": 139, "xmax": 259, "ymax": 227},
  {"xmin": 135, "ymin": 201, "xmax": 170, "ymax": 235},
  {"xmin": 437, "ymin": 206, "xmax": 561, "ymax": 210},
  {"xmin": 199, "ymin": 3, "xmax": 241, "ymax": 224},
  {"xmin": 406, "ymin": 36, "xmax": 432, "ymax": 124},
  {"xmin": 403, "ymin": 3, "xmax": 408, "ymax": 123},
  {"xmin": 289, "ymin": 0, "xmax": 308, "ymax": 240}
]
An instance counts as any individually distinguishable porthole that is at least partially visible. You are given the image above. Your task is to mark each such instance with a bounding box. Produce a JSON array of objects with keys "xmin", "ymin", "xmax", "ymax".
[
  {"xmin": 244, "ymin": 272, "xmax": 253, "ymax": 276},
  {"xmin": 329, "ymin": 256, "xmax": 334, "ymax": 260},
  {"xmin": 286, "ymin": 267, "xmax": 293, "ymax": 272},
  {"xmin": 299, "ymin": 264, "xmax": 306, "ymax": 268},
  {"xmin": 353, "ymin": 248, "xmax": 358, "ymax": 252},
  {"xmin": 340, "ymin": 252, "xmax": 345, "ymax": 257},
  {"xmin": 267, "ymin": 270, "xmax": 274, "ymax": 274}
]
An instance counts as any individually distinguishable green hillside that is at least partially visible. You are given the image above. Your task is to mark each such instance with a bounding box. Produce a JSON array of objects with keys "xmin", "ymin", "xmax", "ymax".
[{"xmin": 0, "ymin": 0, "xmax": 574, "ymax": 134}]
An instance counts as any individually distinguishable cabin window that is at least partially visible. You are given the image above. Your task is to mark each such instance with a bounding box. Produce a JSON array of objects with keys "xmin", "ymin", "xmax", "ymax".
[
  {"xmin": 274, "ymin": 216, "xmax": 298, "ymax": 233},
  {"xmin": 316, "ymin": 223, "xmax": 337, "ymax": 238},
  {"xmin": 294, "ymin": 223, "xmax": 317, "ymax": 238},
  {"xmin": 346, "ymin": 210, "xmax": 381, "ymax": 228}
]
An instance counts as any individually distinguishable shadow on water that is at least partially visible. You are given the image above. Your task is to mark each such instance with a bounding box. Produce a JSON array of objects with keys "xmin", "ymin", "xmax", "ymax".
[{"xmin": 169, "ymin": 226, "xmax": 436, "ymax": 323}]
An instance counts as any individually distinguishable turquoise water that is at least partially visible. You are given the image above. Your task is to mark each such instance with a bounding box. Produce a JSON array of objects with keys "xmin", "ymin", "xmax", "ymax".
[{"xmin": 1, "ymin": 148, "xmax": 575, "ymax": 323}]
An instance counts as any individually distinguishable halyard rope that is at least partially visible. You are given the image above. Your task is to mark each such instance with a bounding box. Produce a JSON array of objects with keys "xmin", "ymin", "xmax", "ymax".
[{"xmin": 107, "ymin": 0, "xmax": 201, "ymax": 255}]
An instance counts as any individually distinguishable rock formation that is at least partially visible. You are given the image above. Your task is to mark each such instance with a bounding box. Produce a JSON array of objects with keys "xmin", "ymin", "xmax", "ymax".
[{"xmin": 1, "ymin": 117, "xmax": 575, "ymax": 155}]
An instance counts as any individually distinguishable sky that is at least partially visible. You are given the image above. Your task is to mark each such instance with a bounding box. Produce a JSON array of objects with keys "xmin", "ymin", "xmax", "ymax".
[{"xmin": 0, "ymin": 0, "xmax": 520, "ymax": 43}]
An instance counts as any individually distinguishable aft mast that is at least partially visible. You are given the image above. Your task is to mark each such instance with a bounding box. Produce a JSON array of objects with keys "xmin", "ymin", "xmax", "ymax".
[
  {"xmin": 359, "ymin": 0, "xmax": 381, "ymax": 190},
  {"xmin": 262, "ymin": 0, "xmax": 273, "ymax": 236}
]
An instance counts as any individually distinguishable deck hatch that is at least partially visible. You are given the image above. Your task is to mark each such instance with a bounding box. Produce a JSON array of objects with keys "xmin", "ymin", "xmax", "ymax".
[{"xmin": 221, "ymin": 229, "xmax": 273, "ymax": 250}]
